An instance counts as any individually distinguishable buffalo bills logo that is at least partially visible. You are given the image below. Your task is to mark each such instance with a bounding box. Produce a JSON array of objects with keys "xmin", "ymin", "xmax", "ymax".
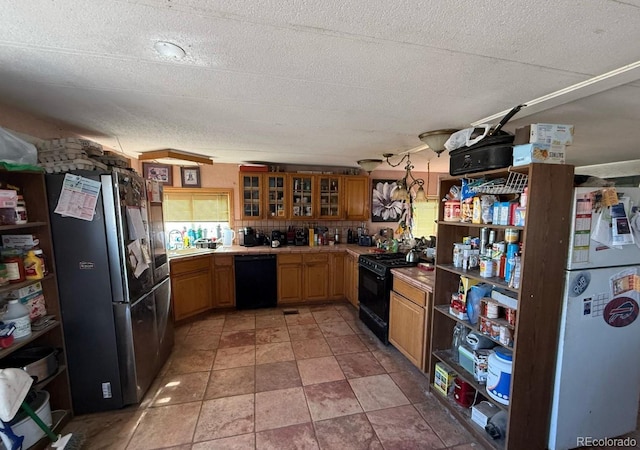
[{"xmin": 603, "ymin": 297, "xmax": 639, "ymax": 328}]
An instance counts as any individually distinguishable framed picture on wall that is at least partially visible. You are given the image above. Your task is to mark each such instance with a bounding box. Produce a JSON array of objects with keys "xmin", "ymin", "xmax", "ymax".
[
  {"xmin": 142, "ymin": 162, "xmax": 173, "ymax": 186},
  {"xmin": 181, "ymin": 166, "xmax": 201, "ymax": 188},
  {"xmin": 371, "ymin": 179, "xmax": 404, "ymax": 222}
]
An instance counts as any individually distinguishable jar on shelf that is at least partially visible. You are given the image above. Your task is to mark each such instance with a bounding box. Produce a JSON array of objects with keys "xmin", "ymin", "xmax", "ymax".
[
  {"xmin": 2, "ymin": 249, "xmax": 26, "ymax": 284},
  {"xmin": 32, "ymin": 248, "xmax": 48, "ymax": 276},
  {"xmin": 14, "ymin": 195, "xmax": 28, "ymax": 224}
]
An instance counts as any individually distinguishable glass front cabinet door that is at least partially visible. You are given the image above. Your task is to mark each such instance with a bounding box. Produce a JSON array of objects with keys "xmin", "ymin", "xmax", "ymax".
[
  {"xmin": 317, "ymin": 176, "xmax": 342, "ymax": 219},
  {"xmin": 240, "ymin": 174, "xmax": 262, "ymax": 219},
  {"xmin": 289, "ymin": 175, "xmax": 314, "ymax": 219},
  {"xmin": 265, "ymin": 174, "xmax": 288, "ymax": 220}
]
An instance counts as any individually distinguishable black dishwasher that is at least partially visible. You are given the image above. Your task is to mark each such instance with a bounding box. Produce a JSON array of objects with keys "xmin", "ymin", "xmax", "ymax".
[{"xmin": 234, "ymin": 254, "xmax": 277, "ymax": 309}]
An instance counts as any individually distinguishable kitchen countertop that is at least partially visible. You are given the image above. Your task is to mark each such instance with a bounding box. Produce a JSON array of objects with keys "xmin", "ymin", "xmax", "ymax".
[
  {"xmin": 167, "ymin": 244, "xmax": 378, "ymax": 261},
  {"xmin": 391, "ymin": 266, "xmax": 435, "ymax": 293}
]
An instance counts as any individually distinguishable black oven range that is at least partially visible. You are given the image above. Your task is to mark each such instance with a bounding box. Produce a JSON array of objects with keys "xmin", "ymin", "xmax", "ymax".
[{"xmin": 358, "ymin": 252, "xmax": 417, "ymax": 344}]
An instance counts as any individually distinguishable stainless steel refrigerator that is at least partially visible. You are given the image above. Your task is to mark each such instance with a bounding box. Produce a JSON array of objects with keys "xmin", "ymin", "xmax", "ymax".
[
  {"xmin": 548, "ymin": 186, "xmax": 640, "ymax": 449},
  {"xmin": 46, "ymin": 169, "xmax": 173, "ymax": 414}
]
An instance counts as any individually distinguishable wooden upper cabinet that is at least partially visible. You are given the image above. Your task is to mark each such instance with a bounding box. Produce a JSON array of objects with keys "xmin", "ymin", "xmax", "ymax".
[
  {"xmin": 289, "ymin": 174, "xmax": 314, "ymax": 219},
  {"xmin": 316, "ymin": 176, "xmax": 342, "ymax": 219},
  {"xmin": 239, "ymin": 174, "xmax": 263, "ymax": 219},
  {"xmin": 264, "ymin": 174, "xmax": 288, "ymax": 220},
  {"xmin": 344, "ymin": 176, "xmax": 370, "ymax": 221}
]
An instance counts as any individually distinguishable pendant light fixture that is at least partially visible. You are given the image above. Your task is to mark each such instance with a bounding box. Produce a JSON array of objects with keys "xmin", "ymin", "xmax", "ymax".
[
  {"xmin": 383, "ymin": 153, "xmax": 427, "ymax": 202},
  {"xmin": 418, "ymin": 129, "xmax": 459, "ymax": 157},
  {"xmin": 356, "ymin": 159, "xmax": 383, "ymax": 173}
]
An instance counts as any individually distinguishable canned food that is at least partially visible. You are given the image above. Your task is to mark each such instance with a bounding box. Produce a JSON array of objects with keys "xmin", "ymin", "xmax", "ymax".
[
  {"xmin": 479, "ymin": 257, "xmax": 494, "ymax": 278},
  {"xmin": 505, "ymin": 308, "xmax": 517, "ymax": 326},
  {"xmin": 491, "ymin": 323, "xmax": 501, "ymax": 339},
  {"xmin": 486, "ymin": 301, "xmax": 499, "ymax": 319},
  {"xmin": 505, "ymin": 228, "xmax": 520, "ymax": 244},
  {"xmin": 499, "ymin": 326, "xmax": 513, "ymax": 347}
]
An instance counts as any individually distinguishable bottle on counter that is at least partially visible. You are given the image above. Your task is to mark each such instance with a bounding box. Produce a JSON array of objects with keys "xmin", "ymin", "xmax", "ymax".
[
  {"xmin": 347, "ymin": 229, "xmax": 353, "ymax": 244},
  {"xmin": 196, "ymin": 225, "xmax": 203, "ymax": 240}
]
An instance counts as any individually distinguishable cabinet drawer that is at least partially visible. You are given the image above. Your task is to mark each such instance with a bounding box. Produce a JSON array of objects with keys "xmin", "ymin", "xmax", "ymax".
[
  {"xmin": 170, "ymin": 255, "xmax": 211, "ymax": 275},
  {"xmin": 303, "ymin": 253, "xmax": 329, "ymax": 264},
  {"xmin": 214, "ymin": 255, "xmax": 234, "ymax": 267},
  {"xmin": 279, "ymin": 253, "xmax": 302, "ymax": 264},
  {"xmin": 392, "ymin": 277, "xmax": 426, "ymax": 307}
]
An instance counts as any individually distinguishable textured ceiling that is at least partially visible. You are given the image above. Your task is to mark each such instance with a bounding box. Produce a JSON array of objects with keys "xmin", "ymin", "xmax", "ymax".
[{"xmin": 1, "ymin": 0, "xmax": 640, "ymax": 173}]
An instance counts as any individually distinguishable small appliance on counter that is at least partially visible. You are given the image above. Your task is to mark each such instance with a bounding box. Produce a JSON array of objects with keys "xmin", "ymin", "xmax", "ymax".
[
  {"xmin": 240, "ymin": 227, "xmax": 257, "ymax": 247},
  {"xmin": 358, "ymin": 235, "xmax": 373, "ymax": 247},
  {"xmin": 294, "ymin": 227, "xmax": 308, "ymax": 246}
]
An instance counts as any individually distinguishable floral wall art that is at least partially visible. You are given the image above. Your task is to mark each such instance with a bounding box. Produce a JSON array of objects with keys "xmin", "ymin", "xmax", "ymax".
[{"xmin": 371, "ymin": 179, "xmax": 404, "ymax": 222}]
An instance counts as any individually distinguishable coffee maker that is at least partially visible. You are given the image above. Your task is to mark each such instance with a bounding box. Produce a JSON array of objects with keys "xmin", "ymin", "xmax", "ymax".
[
  {"xmin": 294, "ymin": 227, "xmax": 308, "ymax": 246},
  {"xmin": 271, "ymin": 230, "xmax": 285, "ymax": 246}
]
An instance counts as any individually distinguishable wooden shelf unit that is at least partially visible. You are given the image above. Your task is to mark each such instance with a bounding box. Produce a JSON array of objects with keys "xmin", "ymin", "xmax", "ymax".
[
  {"xmin": 428, "ymin": 163, "xmax": 575, "ymax": 450},
  {"xmin": 0, "ymin": 169, "xmax": 73, "ymax": 427}
]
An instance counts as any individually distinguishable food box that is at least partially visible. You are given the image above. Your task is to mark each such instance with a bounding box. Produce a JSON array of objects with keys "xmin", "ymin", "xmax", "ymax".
[
  {"xmin": 7, "ymin": 282, "xmax": 46, "ymax": 320},
  {"xmin": 458, "ymin": 276, "xmax": 479, "ymax": 305},
  {"xmin": 1, "ymin": 234, "xmax": 38, "ymax": 248},
  {"xmin": 491, "ymin": 288, "xmax": 518, "ymax": 310},
  {"xmin": 514, "ymin": 124, "xmax": 574, "ymax": 146},
  {"xmin": 433, "ymin": 362, "xmax": 457, "ymax": 396},
  {"xmin": 512, "ymin": 143, "xmax": 565, "ymax": 167},
  {"xmin": 0, "ymin": 189, "xmax": 18, "ymax": 208},
  {"xmin": 458, "ymin": 345, "xmax": 475, "ymax": 375},
  {"xmin": 471, "ymin": 401, "xmax": 500, "ymax": 428}
]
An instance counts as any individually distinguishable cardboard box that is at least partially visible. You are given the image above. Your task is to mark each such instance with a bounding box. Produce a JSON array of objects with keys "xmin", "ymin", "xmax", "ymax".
[
  {"xmin": 491, "ymin": 288, "xmax": 518, "ymax": 310},
  {"xmin": 8, "ymin": 281, "xmax": 43, "ymax": 300},
  {"xmin": 7, "ymin": 281, "xmax": 46, "ymax": 320},
  {"xmin": 514, "ymin": 123, "xmax": 574, "ymax": 146},
  {"xmin": 0, "ymin": 190, "xmax": 18, "ymax": 208},
  {"xmin": 471, "ymin": 401, "xmax": 500, "ymax": 428},
  {"xmin": 458, "ymin": 345, "xmax": 475, "ymax": 375},
  {"xmin": 513, "ymin": 143, "xmax": 565, "ymax": 167},
  {"xmin": 459, "ymin": 276, "xmax": 479, "ymax": 305},
  {"xmin": 433, "ymin": 362, "xmax": 457, "ymax": 396},
  {"xmin": 1, "ymin": 234, "xmax": 38, "ymax": 248}
]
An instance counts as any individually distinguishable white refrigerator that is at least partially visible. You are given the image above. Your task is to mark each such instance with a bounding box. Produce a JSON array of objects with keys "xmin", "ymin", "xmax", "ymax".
[{"xmin": 549, "ymin": 186, "xmax": 640, "ymax": 450}]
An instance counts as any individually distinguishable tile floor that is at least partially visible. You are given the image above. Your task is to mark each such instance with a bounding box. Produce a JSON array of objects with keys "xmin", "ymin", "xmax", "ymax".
[{"xmin": 60, "ymin": 302, "xmax": 485, "ymax": 449}]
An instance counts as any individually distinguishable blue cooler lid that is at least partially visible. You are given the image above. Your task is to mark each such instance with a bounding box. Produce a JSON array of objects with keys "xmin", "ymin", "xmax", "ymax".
[{"xmin": 494, "ymin": 348, "xmax": 513, "ymax": 362}]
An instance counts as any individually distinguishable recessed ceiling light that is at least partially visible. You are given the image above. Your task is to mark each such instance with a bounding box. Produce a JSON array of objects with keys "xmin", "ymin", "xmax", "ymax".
[{"xmin": 154, "ymin": 41, "xmax": 186, "ymax": 60}]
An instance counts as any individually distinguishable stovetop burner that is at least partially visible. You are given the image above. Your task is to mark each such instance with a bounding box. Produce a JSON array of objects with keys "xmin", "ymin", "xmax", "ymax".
[{"xmin": 359, "ymin": 252, "xmax": 416, "ymax": 276}]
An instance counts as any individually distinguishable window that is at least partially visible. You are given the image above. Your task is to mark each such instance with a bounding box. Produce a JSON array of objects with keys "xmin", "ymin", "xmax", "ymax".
[
  {"xmin": 412, "ymin": 198, "xmax": 438, "ymax": 238},
  {"xmin": 163, "ymin": 188, "xmax": 232, "ymax": 223}
]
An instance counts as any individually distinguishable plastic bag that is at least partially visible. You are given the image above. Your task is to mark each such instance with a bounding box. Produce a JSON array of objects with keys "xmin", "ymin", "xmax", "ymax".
[
  {"xmin": 0, "ymin": 127, "xmax": 37, "ymax": 165},
  {"xmin": 444, "ymin": 125, "xmax": 491, "ymax": 151},
  {"xmin": 466, "ymin": 283, "xmax": 493, "ymax": 325}
]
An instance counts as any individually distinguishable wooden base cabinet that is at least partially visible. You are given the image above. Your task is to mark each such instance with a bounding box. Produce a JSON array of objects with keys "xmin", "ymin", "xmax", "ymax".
[
  {"xmin": 345, "ymin": 251, "xmax": 359, "ymax": 307},
  {"xmin": 277, "ymin": 254, "xmax": 303, "ymax": 304},
  {"xmin": 213, "ymin": 255, "xmax": 235, "ymax": 308},
  {"xmin": 389, "ymin": 278, "xmax": 430, "ymax": 370},
  {"xmin": 329, "ymin": 252, "xmax": 345, "ymax": 299},
  {"xmin": 171, "ymin": 255, "xmax": 213, "ymax": 321},
  {"xmin": 303, "ymin": 253, "xmax": 329, "ymax": 301}
]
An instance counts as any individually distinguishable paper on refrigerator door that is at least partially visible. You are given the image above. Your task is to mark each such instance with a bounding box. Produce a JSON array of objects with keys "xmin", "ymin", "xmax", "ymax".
[
  {"xmin": 54, "ymin": 173, "xmax": 101, "ymax": 221},
  {"xmin": 127, "ymin": 240, "xmax": 148, "ymax": 278},
  {"xmin": 125, "ymin": 206, "xmax": 146, "ymax": 240}
]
